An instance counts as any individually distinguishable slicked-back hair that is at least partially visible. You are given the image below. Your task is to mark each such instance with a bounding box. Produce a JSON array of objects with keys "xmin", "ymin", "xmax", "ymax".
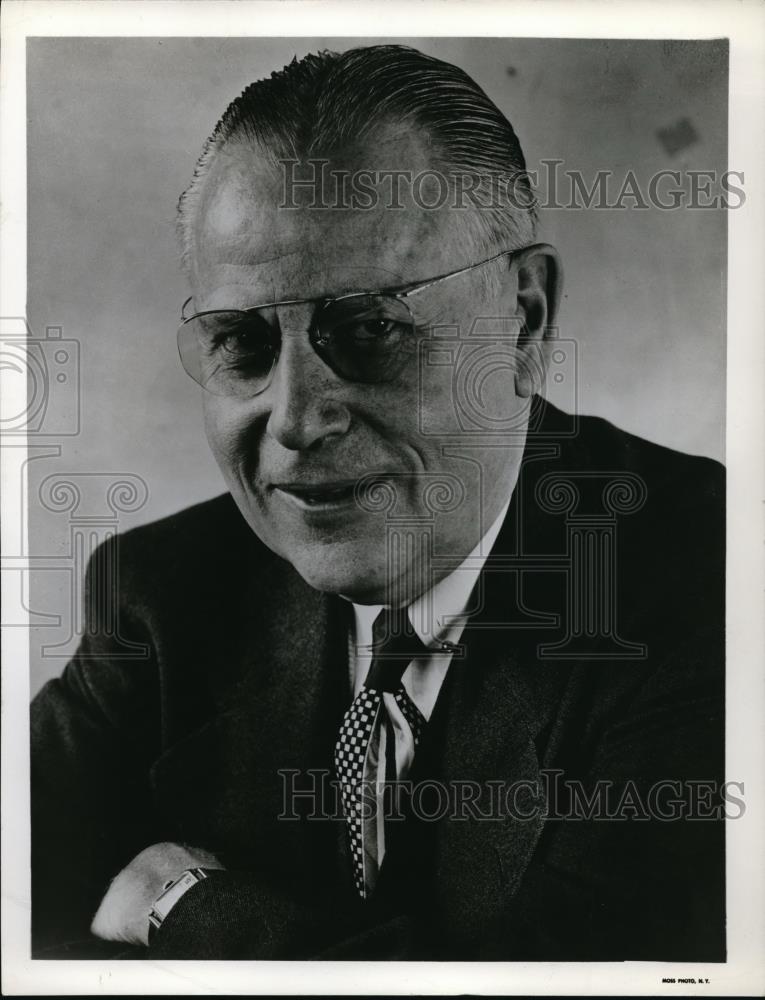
[{"xmin": 177, "ymin": 44, "xmax": 537, "ymax": 273}]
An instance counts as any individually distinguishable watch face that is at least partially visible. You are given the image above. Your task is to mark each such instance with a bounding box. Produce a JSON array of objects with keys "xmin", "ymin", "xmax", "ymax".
[{"xmin": 151, "ymin": 869, "xmax": 206, "ymax": 922}]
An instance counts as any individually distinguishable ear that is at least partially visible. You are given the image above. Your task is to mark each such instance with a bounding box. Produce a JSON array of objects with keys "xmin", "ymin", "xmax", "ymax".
[{"xmin": 511, "ymin": 243, "xmax": 563, "ymax": 398}]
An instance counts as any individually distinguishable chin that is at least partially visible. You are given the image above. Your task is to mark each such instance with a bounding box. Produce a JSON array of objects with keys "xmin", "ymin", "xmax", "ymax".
[{"xmin": 287, "ymin": 547, "xmax": 389, "ymax": 604}]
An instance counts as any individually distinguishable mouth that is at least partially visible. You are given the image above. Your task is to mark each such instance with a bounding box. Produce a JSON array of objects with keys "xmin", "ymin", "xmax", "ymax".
[{"xmin": 272, "ymin": 480, "xmax": 360, "ymax": 511}]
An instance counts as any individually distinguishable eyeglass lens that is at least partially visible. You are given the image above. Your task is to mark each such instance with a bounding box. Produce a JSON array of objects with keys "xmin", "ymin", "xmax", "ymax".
[{"xmin": 177, "ymin": 293, "xmax": 417, "ymax": 397}]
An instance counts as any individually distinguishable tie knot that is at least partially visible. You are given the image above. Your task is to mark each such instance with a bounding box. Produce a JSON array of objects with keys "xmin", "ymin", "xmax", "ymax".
[{"xmin": 365, "ymin": 606, "xmax": 427, "ymax": 692}]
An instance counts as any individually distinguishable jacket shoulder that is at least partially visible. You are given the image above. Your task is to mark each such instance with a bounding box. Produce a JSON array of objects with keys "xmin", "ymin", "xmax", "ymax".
[
  {"xmin": 525, "ymin": 402, "xmax": 725, "ymax": 664},
  {"xmin": 565, "ymin": 408, "xmax": 725, "ymax": 584},
  {"xmin": 568, "ymin": 409, "xmax": 725, "ymax": 498},
  {"xmin": 89, "ymin": 493, "xmax": 278, "ymax": 615},
  {"xmin": 120, "ymin": 492, "xmax": 249, "ymax": 549}
]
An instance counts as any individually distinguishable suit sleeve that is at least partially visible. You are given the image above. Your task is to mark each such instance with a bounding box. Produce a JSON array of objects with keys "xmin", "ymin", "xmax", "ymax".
[
  {"xmin": 30, "ymin": 538, "xmax": 161, "ymax": 956},
  {"xmin": 31, "ymin": 535, "xmax": 418, "ymax": 960},
  {"xmin": 32, "ymin": 652, "xmax": 416, "ymax": 961},
  {"xmin": 147, "ymin": 871, "xmax": 420, "ymax": 959}
]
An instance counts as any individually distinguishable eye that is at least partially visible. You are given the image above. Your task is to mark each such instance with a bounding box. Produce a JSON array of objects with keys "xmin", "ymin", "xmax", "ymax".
[
  {"xmin": 200, "ymin": 311, "xmax": 276, "ymax": 362},
  {"xmin": 347, "ymin": 317, "xmax": 407, "ymax": 342},
  {"xmin": 320, "ymin": 295, "xmax": 413, "ymax": 349},
  {"xmin": 218, "ymin": 326, "xmax": 266, "ymax": 357}
]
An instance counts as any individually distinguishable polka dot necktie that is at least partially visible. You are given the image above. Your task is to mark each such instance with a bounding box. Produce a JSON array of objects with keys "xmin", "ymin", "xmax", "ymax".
[{"xmin": 334, "ymin": 606, "xmax": 428, "ymax": 899}]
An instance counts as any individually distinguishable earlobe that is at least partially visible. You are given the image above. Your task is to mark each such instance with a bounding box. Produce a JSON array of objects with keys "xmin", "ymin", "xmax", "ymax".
[{"xmin": 511, "ymin": 243, "xmax": 564, "ymax": 398}]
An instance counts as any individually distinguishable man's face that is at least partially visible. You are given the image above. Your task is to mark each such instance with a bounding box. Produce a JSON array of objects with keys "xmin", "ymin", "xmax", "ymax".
[{"xmin": 189, "ymin": 135, "xmax": 532, "ymax": 603}]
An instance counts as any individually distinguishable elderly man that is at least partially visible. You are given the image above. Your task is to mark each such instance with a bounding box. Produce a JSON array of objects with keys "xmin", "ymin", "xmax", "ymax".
[{"xmin": 31, "ymin": 45, "xmax": 725, "ymax": 960}]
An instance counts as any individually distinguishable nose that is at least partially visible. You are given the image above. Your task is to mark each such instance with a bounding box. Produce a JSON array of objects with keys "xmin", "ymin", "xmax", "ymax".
[{"xmin": 265, "ymin": 309, "xmax": 351, "ymax": 451}]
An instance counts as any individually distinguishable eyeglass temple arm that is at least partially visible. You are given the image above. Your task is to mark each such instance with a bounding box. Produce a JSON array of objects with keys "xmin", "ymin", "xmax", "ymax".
[
  {"xmin": 180, "ymin": 246, "xmax": 527, "ymax": 318},
  {"xmin": 181, "ymin": 292, "xmax": 314, "ymax": 322},
  {"xmin": 398, "ymin": 248, "xmax": 516, "ymax": 300}
]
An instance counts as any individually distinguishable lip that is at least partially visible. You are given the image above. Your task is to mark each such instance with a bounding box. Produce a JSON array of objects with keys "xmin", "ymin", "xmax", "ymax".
[{"xmin": 271, "ymin": 479, "xmax": 362, "ymax": 513}]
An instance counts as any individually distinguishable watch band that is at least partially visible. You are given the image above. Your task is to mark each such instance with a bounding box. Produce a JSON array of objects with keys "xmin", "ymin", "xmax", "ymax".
[{"xmin": 148, "ymin": 867, "xmax": 209, "ymax": 941}]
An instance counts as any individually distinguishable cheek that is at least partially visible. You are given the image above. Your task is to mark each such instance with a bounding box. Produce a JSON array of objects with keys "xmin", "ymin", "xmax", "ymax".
[
  {"xmin": 413, "ymin": 358, "xmax": 459, "ymax": 438},
  {"xmin": 474, "ymin": 355, "xmax": 522, "ymax": 420},
  {"xmin": 419, "ymin": 344, "xmax": 525, "ymax": 435},
  {"xmin": 202, "ymin": 398, "xmax": 251, "ymax": 474}
]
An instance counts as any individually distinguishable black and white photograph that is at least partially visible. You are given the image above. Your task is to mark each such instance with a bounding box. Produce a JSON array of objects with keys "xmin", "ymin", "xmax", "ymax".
[{"xmin": 2, "ymin": 1, "xmax": 763, "ymax": 995}]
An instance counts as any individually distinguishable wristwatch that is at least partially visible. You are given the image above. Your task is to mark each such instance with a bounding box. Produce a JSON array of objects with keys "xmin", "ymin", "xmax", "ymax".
[{"xmin": 147, "ymin": 867, "xmax": 209, "ymax": 942}]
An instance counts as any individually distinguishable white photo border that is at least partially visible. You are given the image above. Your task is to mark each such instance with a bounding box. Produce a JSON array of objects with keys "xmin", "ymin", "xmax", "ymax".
[{"xmin": 2, "ymin": 0, "xmax": 763, "ymax": 995}]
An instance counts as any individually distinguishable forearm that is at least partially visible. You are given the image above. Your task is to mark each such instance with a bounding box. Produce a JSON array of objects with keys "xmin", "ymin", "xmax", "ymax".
[{"xmin": 148, "ymin": 869, "xmax": 423, "ymax": 959}]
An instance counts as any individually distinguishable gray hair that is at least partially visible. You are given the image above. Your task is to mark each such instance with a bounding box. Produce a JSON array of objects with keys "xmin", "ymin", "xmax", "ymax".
[{"xmin": 177, "ymin": 44, "xmax": 538, "ymax": 273}]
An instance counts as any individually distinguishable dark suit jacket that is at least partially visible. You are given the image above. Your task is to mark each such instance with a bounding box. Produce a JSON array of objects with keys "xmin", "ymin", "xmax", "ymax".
[{"xmin": 30, "ymin": 399, "xmax": 725, "ymax": 960}]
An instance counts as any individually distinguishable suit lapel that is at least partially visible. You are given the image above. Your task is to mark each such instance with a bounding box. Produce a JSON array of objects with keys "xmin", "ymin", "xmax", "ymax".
[
  {"xmin": 150, "ymin": 556, "xmax": 350, "ymax": 885},
  {"xmin": 426, "ymin": 584, "xmax": 546, "ymax": 938},
  {"xmin": 407, "ymin": 418, "xmax": 565, "ymax": 936}
]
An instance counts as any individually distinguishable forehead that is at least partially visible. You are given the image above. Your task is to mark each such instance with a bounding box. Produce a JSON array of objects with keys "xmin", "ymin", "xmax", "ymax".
[{"xmin": 190, "ymin": 129, "xmax": 467, "ymax": 304}]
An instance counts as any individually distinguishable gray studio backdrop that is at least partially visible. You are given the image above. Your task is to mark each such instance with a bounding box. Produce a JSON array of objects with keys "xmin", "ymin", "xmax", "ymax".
[{"xmin": 26, "ymin": 37, "xmax": 727, "ymax": 694}]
